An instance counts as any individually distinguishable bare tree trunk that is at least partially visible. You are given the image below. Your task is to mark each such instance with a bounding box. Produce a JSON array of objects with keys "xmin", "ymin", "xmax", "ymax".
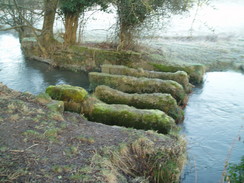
[
  {"xmin": 116, "ymin": 0, "xmax": 135, "ymax": 51},
  {"xmin": 41, "ymin": 0, "xmax": 58, "ymax": 45},
  {"xmin": 64, "ymin": 13, "xmax": 79, "ymax": 45},
  {"xmin": 118, "ymin": 22, "xmax": 134, "ymax": 50}
]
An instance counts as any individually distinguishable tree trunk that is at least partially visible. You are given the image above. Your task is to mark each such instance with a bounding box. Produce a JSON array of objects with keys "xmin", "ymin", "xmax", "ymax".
[
  {"xmin": 118, "ymin": 23, "xmax": 134, "ymax": 50},
  {"xmin": 41, "ymin": 0, "xmax": 58, "ymax": 45},
  {"xmin": 64, "ymin": 13, "xmax": 79, "ymax": 45},
  {"xmin": 116, "ymin": 0, "xmax": 136, "ymax": 50}
]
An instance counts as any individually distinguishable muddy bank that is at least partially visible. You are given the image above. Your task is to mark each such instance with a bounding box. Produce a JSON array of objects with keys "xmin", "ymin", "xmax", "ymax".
[{"xmin": 0, "ymin": 83, "xmax": 186, "ymax": 183}]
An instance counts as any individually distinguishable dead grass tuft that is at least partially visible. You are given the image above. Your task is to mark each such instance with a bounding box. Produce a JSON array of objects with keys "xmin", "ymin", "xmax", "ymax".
[{"xmin": 110, "ymin": 137, "xmax": 186, "ymax": 183}]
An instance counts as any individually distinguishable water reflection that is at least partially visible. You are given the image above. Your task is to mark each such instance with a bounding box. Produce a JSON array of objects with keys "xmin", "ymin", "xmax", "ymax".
[{"xmin": 0, "ymin": 33, "xmax": 89, "ymax": 95}]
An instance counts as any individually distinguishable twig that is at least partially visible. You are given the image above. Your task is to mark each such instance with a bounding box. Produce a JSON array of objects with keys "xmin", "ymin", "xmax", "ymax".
[
  {"xmin": 221, "ymin": 125, "xmax": 243, "ymax": 183},
  {"xmin": 9, "ymin": 144, "xmax": 39, "ymax": 153}
]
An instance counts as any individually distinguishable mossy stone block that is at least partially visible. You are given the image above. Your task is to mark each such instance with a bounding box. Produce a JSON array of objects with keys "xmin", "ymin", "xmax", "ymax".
[
  {"xmin": 88, "ymin": 103, "xmax": 175, "ymax": 134},
  {"xmin": 89, "ymin": 72, "xmax": 187, "ymax": 105},
  {"xmin": 46, "ymin": 85, "xmax": 88, "ymax": 103},
  {"xmin": 94, "ymin": 85, "xmax": 184, "ymax": 123},
  {"xmin": 101, "ymin": 64, "xmax": 192, "ymax": 93},
  {"xmin": 152, "ymin": 63, "xmax": 205, "ymax": 84}
]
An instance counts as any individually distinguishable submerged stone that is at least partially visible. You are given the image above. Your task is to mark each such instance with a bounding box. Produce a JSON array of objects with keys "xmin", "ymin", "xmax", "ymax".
[
  {"xmin": 101, "ymin": 64, "xmax": 193, "ymax": 92},
  {"xmin": 152, "ymin": 63, "xmax": 205, "ymax": 84},
  {"xmin": 89, "ymin": 72, "xmax": 187, "ymax": 105},
  {"xmin": 94, "ymin": 85, "xmax": 184, "ymax": 123},
  {"xmin": 46, "ymin": 85, "xmax": 88, "ymax": 103},
  {"xmin": 81, "ymin": 97, "xmax": 176, "ymax": 134}
]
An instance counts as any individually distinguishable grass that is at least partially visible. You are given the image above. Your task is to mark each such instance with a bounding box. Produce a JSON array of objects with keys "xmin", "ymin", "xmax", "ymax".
[
  {"xmin": 74, "ymin": 135, "xmax": 95, "ymax": 144},
  {"xmin": 22, "ymin": 130, "xmax": 44, "ymax": 140},
  {"xmin": 111, "ymin": 137, "xmax": 186, "ymax": 183},
  {"xmin": 44, "ymin": 128, "xmax": 60, "ymax": 141}
]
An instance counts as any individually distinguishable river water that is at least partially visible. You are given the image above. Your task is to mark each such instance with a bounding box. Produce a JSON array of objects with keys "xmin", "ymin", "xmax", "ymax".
[
  {"xmin": 0, "ymin": 32, "xmax": 89, "ymax": 95},
  {"xmin": 0, "ymin": 0, "xmax": 244, "ymax": 182}
]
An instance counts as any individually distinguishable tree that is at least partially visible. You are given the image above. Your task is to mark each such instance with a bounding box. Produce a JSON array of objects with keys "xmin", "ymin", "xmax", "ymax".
[
  {"xmin": 114, "ymin": 0, "xmax": 195, "ymax": 50},
  {"xmin": 59, "ymin": 0, "xmax": 109, "ymax": 45},
  {"xmin": 40, "ymin": 0, "xmax": 59, "ymax": 45},
  {"xmin": 0, "ymin": 0, "xmax": 43, "ymax": 39}
]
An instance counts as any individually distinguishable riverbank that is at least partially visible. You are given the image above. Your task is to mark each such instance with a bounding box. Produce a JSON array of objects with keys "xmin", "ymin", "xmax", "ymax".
[
  {"xmin": 0, "ymin": 83, "xmax": 186, "ymax": 182},
  {"xmin": 21, "ymin": 37, "xmax": 244, "ymax": 75}
]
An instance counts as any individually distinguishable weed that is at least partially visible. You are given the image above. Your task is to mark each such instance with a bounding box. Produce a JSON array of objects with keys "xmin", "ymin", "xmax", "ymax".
[
  {"xmin": 20, "ymin": 104, "xmax": 29, "ymax": 114},
  {"xmin": 225, "ymin": 156, "xmax": 244, "ymax": 183},
  {"xmin": 44, "ymin": 128, "xmax": 60, "ymax": 141},
  {"xmin": 0, "ymin": 117, "xmax": 4, "ymax": 123},
  {"xmin": 52, "ymin": 165, "xmax": 64, "ymax": 174},
  {"xmin": 64, "ymin": 146, "xmax": 79, "ymax": 157},
  {"xmin": 60, "ymin": 122, "xmax": 68, "ymax": 129},
  {"xmin": 0, "ymin": 168, "xmax": 28, "ymax": 182},
  {"xmin": 0, "ymin": 146, "xmax": 8, "ymax": 152},
  {"xmin": 36, "ymin": 109, "xmax": 45, "ymax": 114},
  {"xmin": 75, "ymin": 135, "xmax": 95, "ymax": 144},
  {"xmin": 110, "ymin": 137, "xmax": 186, "ymax": 183},
  {"xmin": 22, "ymin": 130, "xmax": 43, "ymax": 140},
  {"xmin": 7, "ymin": 103, "xmax": 16, "ymax": 110},
  {"xmin": 69, "ymin": 173, "xmax": 88, "ymax": 181},
  {"xmin": 9, "ymin": 114, "xmax": 20, "ymax": 122},
  {"xmin": 49, "ymin": 112, "xmax": 64, "ymax": 121}
]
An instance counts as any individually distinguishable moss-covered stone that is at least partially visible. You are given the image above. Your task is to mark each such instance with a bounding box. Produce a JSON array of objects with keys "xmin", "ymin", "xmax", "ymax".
[
  {"xmin": 69, "ymin": 45, "xmax": 141, "ymax": 67},
  {"xmin": 81, "ymin": 97, "xmax": 176, "ymax": 134},
  {"xmin": 102, "ymin": 64, "xmax": 193, "ymax": 93},
  {"xmin": 94, "ymin": 85, "xmax": 184, "ymax": 123},
  {"xmin": 89, "ymin": 72, "xmax": 187, "ymax": 105},
  {"xmin": 51, "ymin": 45, "xmax": 142, "ymax": 71},
  {"xmin": 151, "ymin": 63, "xmax": 205, "ymax": 84},
  {"xmin": 46, "ymin": 85, "xmax": 88, "ymax": 103}
]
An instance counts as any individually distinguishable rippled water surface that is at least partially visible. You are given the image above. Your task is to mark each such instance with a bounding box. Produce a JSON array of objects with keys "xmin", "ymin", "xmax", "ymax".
[
  {"xmin": 181, "ymin": 72, "xmax": 244, "ymax": 183},
  {"xmin": 0, "ymin": 33, "xmax": 89, "ymax": 95}
]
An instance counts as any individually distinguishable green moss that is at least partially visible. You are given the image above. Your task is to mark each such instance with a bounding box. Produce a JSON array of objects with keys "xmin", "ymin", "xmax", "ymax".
[
  {"xmin": 70, "ymin": 45, "xmax": 141, "ymax": 66},
  {"xmin": 152, "ymin": 63, "xmax": 205, "ymax": 84},
  {"xmin": 101, "ymin": 64, "xmax": 192, "ymax": 93},
  {"xmin": 94, "ymin": 85, "xmax": 184, "ymax": 123},
  {"xmin": 46, "ymin": 85, "xmax": 88, "ymax": 103},
  {"xmin": 89, "ymin": 72, "xmax": 187, "ymax": 104},
  {"xmin": 87, "ymin": 102, "xmax": 176, "ymax": 134}
]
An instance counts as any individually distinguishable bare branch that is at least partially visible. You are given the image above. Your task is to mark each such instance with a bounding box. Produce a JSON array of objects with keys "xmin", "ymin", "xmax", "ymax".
[{"xmin": 0, "ymin": 25, "xmax": 41, "ymax": 32}]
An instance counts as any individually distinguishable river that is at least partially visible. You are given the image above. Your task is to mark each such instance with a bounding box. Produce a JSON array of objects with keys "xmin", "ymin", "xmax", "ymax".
[
  {"xmin": 0, "ymin": 32, "xmax": 89, "ymax": 95},
  {"xmin": 0, "ymin": 0, "xmax": 244, "ymax": 182}
]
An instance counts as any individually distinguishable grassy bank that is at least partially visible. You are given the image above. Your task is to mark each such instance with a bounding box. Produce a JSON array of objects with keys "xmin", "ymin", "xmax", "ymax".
[{"xmin": 0, "ymin": 83, "xmax": 186, "ymax": 182}]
